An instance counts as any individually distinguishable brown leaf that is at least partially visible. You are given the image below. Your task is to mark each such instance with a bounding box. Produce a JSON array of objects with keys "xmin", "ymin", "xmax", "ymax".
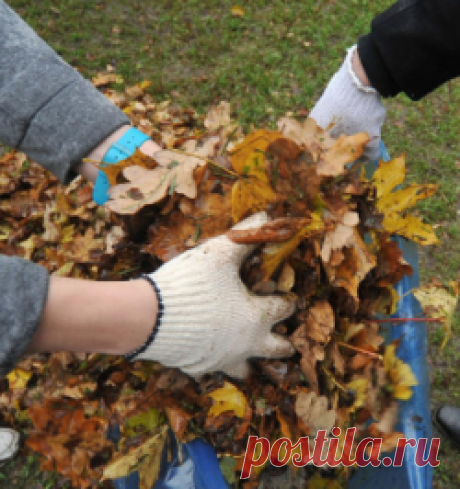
[
  {"xmin": 227, "ymin": 217, "xmax": 310, "ymax": 244},
  {"xmin": 99, "ymin": 149, "xmax": 158, "ymax": 186},
  {"xmin": 165, "ymin": 406, "xmax": 191, "ymax": 440},
  {"xmin": 295, "ymin": 391, "xmax": 336, "ymax": 436},
  {"xmin": 317, "ymin": 132, "xmax": 370, "ymax": 177},
  {"xmin": 204, "ymin": 101, "xmax": 231, "ymax": 130}
]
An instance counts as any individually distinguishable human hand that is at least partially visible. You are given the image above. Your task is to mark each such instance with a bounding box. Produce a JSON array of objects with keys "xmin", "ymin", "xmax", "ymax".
[
  {"xmin": 132, "ymin": 212, "xmax": 296, "ymax": 379},
  {"xmin": 77, "ymin": 125, "xmax": 162, "ymax": 204},
  {"xmin": 309, "ymin": 46, "xmax": 386, "ymax": 161}
]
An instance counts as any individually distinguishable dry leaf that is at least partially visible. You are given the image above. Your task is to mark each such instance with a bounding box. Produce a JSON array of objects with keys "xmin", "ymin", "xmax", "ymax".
[
  {"xmin": 204, "ymin": 101, "xmax": 231, "ymax": 130},
  {"xmin": 413, "ymin": 282, "xmax": 458, "ymax": 348},
  {"xmin": 384, "ymin": 344, "xmax": 418, "ymax": 400},
  {"xmin": 102, "ymin": 425, "xmax": 168, "ymax": 489},
  {"xmin": 207, "ymin": 381, "xmax": 248, "ymax": 419},
  {"xmin": 317, "ymin": 132, "xmax": 370, "ymax": 177},
  {"xmin": 231, "ymin": 5, "xmax": 245, "ymax": 17},
  {"xmin": 295, "ymin": 391, "xmax": 336, "ymax": 435}
]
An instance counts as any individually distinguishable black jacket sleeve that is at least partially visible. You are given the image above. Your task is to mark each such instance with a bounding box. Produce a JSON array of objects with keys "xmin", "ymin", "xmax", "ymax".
[{"xmin": 357, "ymin": 0, "xmax": 460, "ymax": 100}]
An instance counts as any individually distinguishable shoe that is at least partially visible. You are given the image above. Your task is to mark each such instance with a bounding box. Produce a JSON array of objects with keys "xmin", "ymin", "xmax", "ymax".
[
  {"xmin": 0, "ymin": 428, "xmax": 20, "ymax": 462},
  {"xmin": 432, "ymin": 406, "xmax": 460, "ymax": 448}
]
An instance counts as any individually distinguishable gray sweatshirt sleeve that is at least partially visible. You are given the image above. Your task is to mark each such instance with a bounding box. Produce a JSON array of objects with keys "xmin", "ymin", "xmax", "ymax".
[
  {"xmin": 0, "ymin": 0, "xmax": 130, "ymax": 183},
  {"xmin": 0, "ymin": 1, "xmax": 130, "ymax": 376},
  {"xmin": 0, "ymin": 256, "xmax": 49, "ymax": 377}
]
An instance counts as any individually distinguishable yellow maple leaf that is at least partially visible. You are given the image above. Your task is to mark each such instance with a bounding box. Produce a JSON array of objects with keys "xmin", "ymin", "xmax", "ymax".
[
  {"xmin": 384, "ymin": 344, "xmax": 418, "ymax": 400},
  {"xmin": 371, "ymin": 154, "xmax": 438, "ymax": 245},
  {"xmin": 414, "ymin": 282, "xmax": 458, "ymax": 348},
  {"xmin": 207, "ymin": 381, "xmax": 248, "ymax": 419},
  {"xmin": 371, "ymin": 154, "xmax": 406, "ymax": 199}
]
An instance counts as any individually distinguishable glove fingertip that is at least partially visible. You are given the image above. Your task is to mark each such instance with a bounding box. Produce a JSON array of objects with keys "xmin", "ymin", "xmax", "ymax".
[
  {"xmin": 261, "ymin": 333, "xmax": 296, "ymax": 359},
  {"xmin": 223, "ymin": 362, "xmax": 250, "ymax": 380}
]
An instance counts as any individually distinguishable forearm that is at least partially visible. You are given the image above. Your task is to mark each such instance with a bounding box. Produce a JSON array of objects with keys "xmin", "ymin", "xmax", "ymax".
[{"xmin": 28, "ymin": 276, "xmax": 158, "ymax": 356}]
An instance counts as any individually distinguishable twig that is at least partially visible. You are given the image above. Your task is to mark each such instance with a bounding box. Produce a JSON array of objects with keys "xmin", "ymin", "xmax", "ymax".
[
  {"xmin": 369, "ymin": 317, "xmax": 443, "ymax": 324},
  {"xmin": 336, "ymin": 342, "xmax": 383, "ymax": 361}
]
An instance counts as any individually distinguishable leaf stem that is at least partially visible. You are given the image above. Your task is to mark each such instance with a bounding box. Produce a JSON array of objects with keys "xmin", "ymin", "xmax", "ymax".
[
  {"xmin": 321, "ymin": 365, "xmax": 347, "ymax": 392},
  {"xmin": 167, "ymin": 149, "xmax": 238, "ymax": 177}
]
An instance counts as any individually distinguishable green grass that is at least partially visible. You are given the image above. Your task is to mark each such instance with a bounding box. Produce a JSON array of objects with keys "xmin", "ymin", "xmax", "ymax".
[{"xmin": 4, "ymin": 0, "xmax": 460, "ymax": 487}]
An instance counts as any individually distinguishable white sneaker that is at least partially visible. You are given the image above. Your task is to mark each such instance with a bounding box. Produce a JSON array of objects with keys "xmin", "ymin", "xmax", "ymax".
[{"xmin": 0, "ymin": 428, "xmax": 20, "ymax": 462}]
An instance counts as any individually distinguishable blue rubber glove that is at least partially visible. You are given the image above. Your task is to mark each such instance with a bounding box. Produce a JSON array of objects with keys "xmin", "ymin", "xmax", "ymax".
[{"xmin": 93, "ymin": 127, "xmax": 150, "ymax": 205}]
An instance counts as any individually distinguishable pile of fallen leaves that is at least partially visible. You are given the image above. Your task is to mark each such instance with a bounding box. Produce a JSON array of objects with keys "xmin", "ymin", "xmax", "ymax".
[{"xmin": 1, "ymin": 76, "xmax": 458, "ymax": 489}]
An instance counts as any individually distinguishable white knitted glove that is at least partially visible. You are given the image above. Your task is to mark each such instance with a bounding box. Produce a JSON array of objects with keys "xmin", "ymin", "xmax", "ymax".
[
  {"xmin": 132, "ymin": 212, "xmax": 296, "ymax": 379},
  {"xmin": 309, "ymin": 46, "xmax": 386, "ymax": 161}
]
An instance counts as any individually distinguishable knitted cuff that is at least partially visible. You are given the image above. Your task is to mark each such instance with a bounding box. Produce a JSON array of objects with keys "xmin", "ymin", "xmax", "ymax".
[
  {"xmin": 345, "ymin": 45, "xmax": 377, "ymax": 94},
  {"xmin": 357, "ymin": 35, "xmax": 400, "ymax": 98},
  {"xmin": 124, "ymin": 275, "xmax": 164, "ymax": 361}
]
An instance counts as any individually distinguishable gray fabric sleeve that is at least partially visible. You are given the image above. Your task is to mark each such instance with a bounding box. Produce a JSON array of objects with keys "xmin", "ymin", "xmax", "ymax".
[
  {"xmin": 0, "ymin": 1, "xmax": 132, "ymax": 376},
  {"xmin": 0, "ymin": 256, "xmax": 49, "ymax": 377},
  {"xmin": 0, "ymin": 0, "xmax": 130, "ymax": 183}
]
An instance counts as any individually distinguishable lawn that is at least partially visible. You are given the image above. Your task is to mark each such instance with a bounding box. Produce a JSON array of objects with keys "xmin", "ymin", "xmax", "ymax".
[{"xmin": 2, "ymin": 0, "xmax": 459, "ymax": 487}]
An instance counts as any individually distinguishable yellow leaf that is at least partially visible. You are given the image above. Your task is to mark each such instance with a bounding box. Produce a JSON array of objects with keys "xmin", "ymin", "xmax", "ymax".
[
  {"xmin": 262, "ymin": 213, "xmax": 324, "ymax": 279},
  {"xmin": 381, "ymin": 213, "xmax": 439, "ymax": 245},
  {"xmin": 393, "ymin": 385, "xmax": 414, "ymax": 401},
  {"xmin": 346, "ymin": 378, "xmax": 368, "ymax": 412},
  {"xmin": 372, "ymin": 154, "xmax": 406, "ymax": 199},
  {"xmin": 372, "ymin": 155, "xmax": 438, "ymax": 245},
  {"xmin": 414, "ymin": 283, "xmax": 458, "ymax": 348},
  {"xmin": 102, "ymin": 425, "xmax": 168, "ymax": 489},
  {"xmin": 19, "ymin": 235, "xmax": 37, "ymax": 260},
  {"xmin": 384, "ymin": 344, "xmax": 418, "ymax": 400},
  {"xmin": 122, "ymin": 102, "xmax": 136, "ymax": 114},
  {"xmin": 231, "ymin": 176, "xmax": 276, "ymax": 223},
  {"xmin": 230, "ymin": 129, "xmax": 282, "ymax": 175},
  {"xmin": 52, "ymin": 262, "xmax": 75, "ymax": 277},
  {"xmin": 7, "ymin": 368, "xmax": 32, "ymax": 389},
  {"xmin": 230, "ymin": 130, "xmax": 281, "ymax": 223},
  {"xmin": 60, "ymin": 225, "xmax": 76, "ymax": 244},
  {"xmin": 0, "ymin": 225, "xmax": 12, "ymax": 241},
  {"xmin": 138, "ymin": 80, "xmax": 152, "ymax": 90},
  {"xmin": 207, "ymin": 381, "xmax": 248, "ymax": 419},
  {"xmin": 377, "ymin": 183, "xmax": 437, "ymax": 215},
  {"xmin": 231, "ymin": 5, "xmax": 245, "ymax": 17}
]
